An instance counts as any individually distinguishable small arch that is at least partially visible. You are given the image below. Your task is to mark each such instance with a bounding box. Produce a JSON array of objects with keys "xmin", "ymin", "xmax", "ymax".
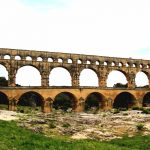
[
  {"xmin": 87, "ymin": 60, "xmax": 91, "ymax": 64},
  {"xmin": 15, "ymin": 55, "xmax": 21, "ymax": 60},
  {"xmin": 140, "ymin": 64, "xmax": 143, "ymax": 68},
  {"xmin": 113, "ymin": 92, "xmax": 136, "ymax": 109},
  {"xmin": 119, "ymin": 62, "xmax": 123, "ymax": 67},
  {"xmin": 48, "ymin": 58, "xmax": 53, "ymax": 62},
  {"xmin": 104, "ymin": 61, "xmax": 108, "ymax": 66},
  {"xmin": 107, "ymin": 70, "xmax": 127, "ymax": 87},
  {"xmin": 79, "ymin": 69, "xmax": 99, "ymax": 86},
  {"xmin": 49, "ymin": 67, "xmax": 72, "ymax": 86},
  {"xmin": 135, "ymin": 71, "xmax": 149, "ymax": 87},
  {"xmin": 26, "ymin": 56, "xmax": 32, "ymax": 61},
  {"xmin": 16, "ymin": 66, "xmax": 41, "ymax": 86},
  {"xmin": 96, "ymin": 61, "xmax": 100, "ymax": 65},
  {"xmin": 58, "ymin": 58, "xmax": 63, "ymax": 63},
  {"xmin": 77, "ymin": 59, "xmax": 82, "ymax": 64},
  {"xmin": 53, "ymin": 92, "xmax": 77, "ymax": 111},
  {"xmin": 68, "ymin": 58, "xmax": 73, "ymax": 63},
  {"xmin": 85, "ymin": 92, "xmax": 105, "ymax": 112},
  {"xmin": 146, "ymin": 64, "xmax": 150, "ymax": 68},
  {"xmin": 4, "ymin": 55, "xmax": 10, "ymax": 59},
  {"xmin": 37, "ymin": 57, "xmax": 43, "ymax": 62},
  {"xmin": 126, "ymin": 62, "xmax": 129, "ymax": 67},
  {"xmin": 111, "ymin": 62, "xmax": 115, "ymax": 66},
  {"xmin": 18, "ymin": 91, "xmax": 44, "ymax": 111},
  {"xmin": 133, "ymin": 63, "xmax": 136, "ymax": 67},
  {"xmin": 0, "ymin": 92, "xmax": 9, "ymax": 110},
  {"xmin": 143, "ymin": 92, "xmax": 150, "ymax": 107}
]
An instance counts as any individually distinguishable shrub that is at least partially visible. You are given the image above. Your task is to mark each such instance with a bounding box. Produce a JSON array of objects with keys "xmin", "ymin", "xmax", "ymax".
[
  {"xmin": 132, "ymin": 107, "xmax": 143, "ymax": 111},
  {"xmin": 119, "ymin": 108, "xmax": 127, "ymax": 111},
  {"xmin": 62, "ymin": 123, "xmax": 71, "ymax": 128},
  {"xmin": 113, "ymin": 109, "xmax": 120, "ymax": 114},
  {"xmin": 142, "ymin": 109, "xmax": 150, "ymax": 114},
  {"xmin": 49, "ymin": 122, "xmax": 56, "ymax": 129},
  {"xmin": 136, "ymin": 124, "xmax": 144, "ymax": 131}
]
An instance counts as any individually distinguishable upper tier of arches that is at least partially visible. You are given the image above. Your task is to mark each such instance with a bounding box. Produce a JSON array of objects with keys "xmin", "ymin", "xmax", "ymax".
[
  {"xmin": 0, "ymin": 48, "xmax": 150, "ymax": 88},
  {"xmin": 0, "ymin": 48, "xmax": 150, "ymax": 69}
]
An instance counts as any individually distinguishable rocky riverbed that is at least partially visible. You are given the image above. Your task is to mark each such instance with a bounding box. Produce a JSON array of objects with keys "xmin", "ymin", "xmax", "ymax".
[{"xmin": 11, "ymin": 109, "xmax": 150, "ymax": 141}]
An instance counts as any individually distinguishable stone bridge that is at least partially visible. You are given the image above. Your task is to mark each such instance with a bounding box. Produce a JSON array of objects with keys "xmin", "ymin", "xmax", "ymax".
[{"xmin": 0, "ymin": 48, "xmax": 150, "ymax": 112}]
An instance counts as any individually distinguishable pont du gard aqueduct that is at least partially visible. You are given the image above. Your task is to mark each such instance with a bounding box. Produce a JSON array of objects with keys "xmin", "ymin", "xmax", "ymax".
[{"xmin": 0, "ymin": 48, "xmax": 150, "ymax": 113}]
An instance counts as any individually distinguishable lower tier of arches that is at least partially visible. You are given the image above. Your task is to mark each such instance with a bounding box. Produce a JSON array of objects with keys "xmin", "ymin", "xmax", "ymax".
[{"xmin": 0, "ymin": 88, "xmax": 150, "ymax": 112}]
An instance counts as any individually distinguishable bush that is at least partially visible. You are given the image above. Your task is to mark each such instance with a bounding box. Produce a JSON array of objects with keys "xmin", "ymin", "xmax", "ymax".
[
  {"xmin": 62, "ymin": 123, "xmax": 71, "ymax": 128},
  {"xmin": 119, "ymin": 108, "xmax": 127, "ymax": 111},
  {"xmin": 142, "ymin": 109, "xmax": 150, "ymax": 114},
  {"xmin": 113, "ymin": 109, "xmax": 120, "ymax": 114},
  {"xmin": 136, "ymin": 124, "xmax": 144, "ymax": 131},
  {"xmin": 49, "ymin": 122, "xmax": 56, "ymax": 129},
  {"xmin": 132, "ymin": 107, "xmax": 143, "ymax": 111}
]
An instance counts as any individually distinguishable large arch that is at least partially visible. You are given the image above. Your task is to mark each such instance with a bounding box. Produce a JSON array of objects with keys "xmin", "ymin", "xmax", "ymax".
[
  {"xmin": 0, "ymin": 64, "xmax": 8, "ymax": 86},
  {"xmin": 16, "ymin": 66, "xmax": 41, "ymax": 86},
  {"xmin": 143, "ymin": 92, "xmax": 150, "ymax": 107},
  {"xmin": 53, "ymin": 92, "xmax": 77, "ymax": 111},
  {"xmin": 85, "ymin": 92, "xmax": 105, "ymax": 111},
  {"xmin": 135, "ymin": 71, "xmax": 149, "ymax": 87},
  {"xmin": 49, "ymin": 67, "xmax": 72, "ymax": 86},
  {"xmin": 107, "ymin": 70, "xmax": 127, "ymax": 87},
  {"xmin": 17, "ymin": 91, "xmax": 44, "ymax": 111},
  {"xmin": 79, "ymin": 69, "xmax": 99, "ymax": 86},
  {"xmin": 113, "ymin": 92, "xmax": 136, "ymax": 109},
  {"xmin": 0, "ymin": 92, "xmax": 9, "ymax": 110}
]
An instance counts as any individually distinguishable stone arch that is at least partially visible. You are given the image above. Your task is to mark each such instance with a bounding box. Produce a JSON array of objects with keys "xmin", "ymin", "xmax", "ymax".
[
  {"xmin": 68, "ymin": 58, "xmax": 73, "ymax": 63},
  {"xmin": 4, "ymin": 55, "xmax": 10, "ymax": 59},
  {"xmin": 77, "ymin": 59, "xmax": 82, "ymax": 64},
  {"xmin": 53, "ymin": 92, "xmax": 77, "ymax": 111},
  {"xmin": 85, "ymin": 92, "xmax": 105, "ymax": 111},
  {"xmin": 16, "ymin": 65, "xmax": 41, "ymax": 86},
  {"xmin": 96, "ymin": 60, "xmax": 100, "ymax": 65},
  {"xmin": 107, "ymin": 70, "xmax": 127, "ymax": 87},
  {"xmin": 143, "ymin": 92, "xmax": 150, "ymax": 107},
  {"xmin": 113, "ymin": 92, "xmax": 136, "ymax": 109},
  {"xmin": 0, "ymin": 91, "xmax": 9, "ymax": 110},
  {"xmin": 48, "ymin": 57, "xmax": 54, "ymax": 62},
  {"xmin": 119, "ymin": 62, "xmax": 123, "ymax": 67},
  {"xmin": 79, "ymin": 68, "xmax": 99, "ymax": 86},
  {"xmin": 17, "ymin": 91, "xmax": 44, "ymax": 111},
  {"xmin": 0, "ymin": 64, "xmax": 9, "ymax": 80},
  {"xmin": 135, "ymin": 71, "xmax": 149, "ymax": 87},
  {"xmin": 15, "ymin": 55, "xmax": 21, "ymax": 60},
  {"xmin": 26, "ymin": 56, "xmax": 32, "ymax": 61},
  {"xmin": 37, "ymin": 57, "xmax": 43, "ymax": 61},
  {"xmin": 49, "ymin": 67, "xmax": 72, "ymax": 86}
]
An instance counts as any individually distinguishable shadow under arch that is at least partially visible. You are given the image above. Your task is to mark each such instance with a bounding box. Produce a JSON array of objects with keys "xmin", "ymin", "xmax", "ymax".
[
  {"xmin": 107, "ymin": 70, "xmax": 128, "ymax": 87},
  {"xmin": 143, "ymin": 92, "xmax": 150, "ymax": 107},
  {"xmin": 79, "ymin": 68, "xmax": 99, "ymax": 86},
  {"xmin": 53, "ymin": 92, "xmax": 77, "ymax": 111},
  {"xmin": 113, "ymin": 92, "xmax": 136, "ymax": 109},
  {"xmin": 0, "ymin": 91, "xmax": 9, "ymax": 110},
  {"xmin": 49, "ymin": 67, "xmax": 72, "ymax": 86},
  {"xmin": 17, "ymin": 91, "xmax": 44, "ymax": 112},
  {"xmin": 16, "ymin": 65, "xmax": 41, "ymax": 86},
  {"xmin": 85, "ymin": 92, "xmax": 105, "ymax": 111}
]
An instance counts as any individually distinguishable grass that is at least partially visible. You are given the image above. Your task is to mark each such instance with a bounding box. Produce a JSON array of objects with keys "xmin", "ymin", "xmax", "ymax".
[{"xmin": 0, "ymin": 120, "xmax": 150, "ymax": 150}]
